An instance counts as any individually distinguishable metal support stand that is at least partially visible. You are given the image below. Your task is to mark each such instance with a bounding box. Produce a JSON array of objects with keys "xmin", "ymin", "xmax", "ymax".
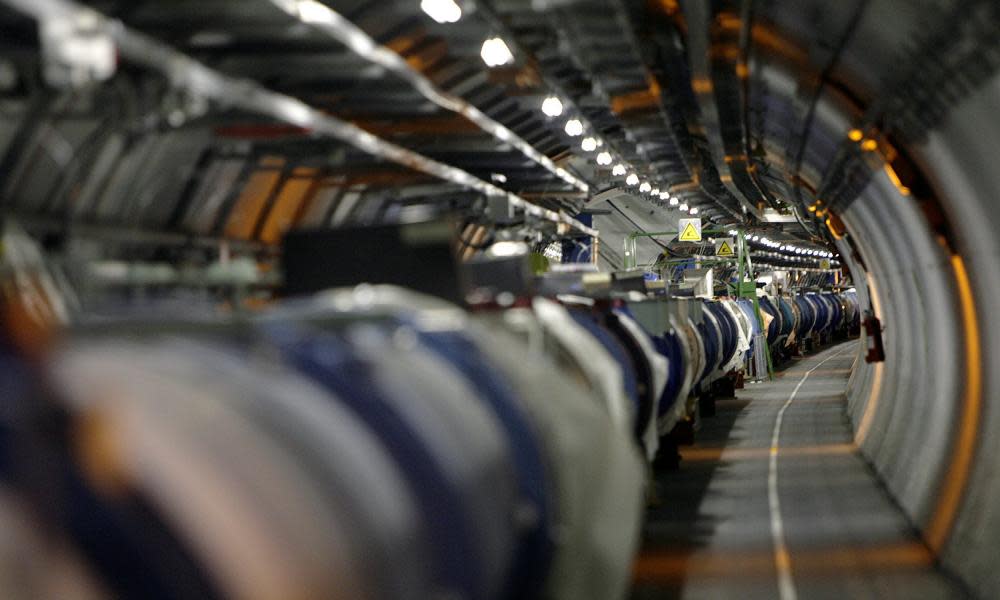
[{"xmin": 626, "ymin": 227, "xmax": 775, "ymax": 380}]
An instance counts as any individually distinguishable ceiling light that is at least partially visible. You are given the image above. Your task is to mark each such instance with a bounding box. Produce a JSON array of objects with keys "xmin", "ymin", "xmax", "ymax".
[
  {"xmin": 626, "ymin": 173, "xmax": 639, "ymax": 186},
  {"xmin": 541, "ymin": 95, "xmax": 563, "ymax": 117},
  {"xmin": 596, "ymin": 151, "xmax": 612, "ymax": 165},
  {"xmin": 728, "ymin": 229, "xmax": 738, "ymax": 236},
  {"xmin": 679, "ymin": 203, "xmax": 689, "ymax": 211},
  {"xmin": 420, "ymin": 0, "xmax": 462, "ymax": 23},
  {"xmin": 651, "ymin": 188, "xmax": 660, "ymax": 196},
  {"xmin": 612, "ymin": 164, "xmax": 627, "ymax": 176},
  {"xmin": 490, "ymin": 173, "xmax": 507, "ymax": 183},
  {"xmin": 481, "ymin": 37, "xmax": 514, "ymax": 67},
  {"xmin": 297, "ymin": 0, "xmax": 336, "ymax": 24},
  {"xmin": 751, "ymin": 235, "xmax": 759, "ymax": 241},
  {"xmin": 660, "ymin": 192, "xmax": 670, "ymax": 200},
  {"xmin": 564, "ymin": 118, "xmax": 584, "ymax": 136},
  {"xmin": 581, "ymin": 137, "xmax": 598, "ymax": 152},
  {"xmin": 669, "ymin": 196, "xmax": 679, "ymax": 206},
  {"xmin": 689, "ymin": 207, "xmax": 699, "ymax": 215},
  {"xmin": 639, "ymin": 182, "xmax": 652, "ymax": 193}
]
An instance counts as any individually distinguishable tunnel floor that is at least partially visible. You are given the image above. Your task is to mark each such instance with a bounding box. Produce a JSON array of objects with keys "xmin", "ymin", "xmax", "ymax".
[{"xmin": 631, "ymin": 341, "xmax": 967, "ymax": 599}]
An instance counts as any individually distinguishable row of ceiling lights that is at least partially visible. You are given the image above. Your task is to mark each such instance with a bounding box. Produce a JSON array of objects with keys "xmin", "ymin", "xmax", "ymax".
[
  {"xmin": 420, "ymin": 0, "xmax": 697, "ymax": 214},
  {"xmin": 752, "ymin": 253, "xmax": 840, "ymax": 265},
  {"xmin": 361, "ymin": 1, "xmax": 854, "ymax": 243},
  {"xmin": 542, "ymin": 94, "xmax": 699, "ymax": 213},
  {"xmin": 709, "ymin": 228, "xmax": 836, "ymax": 258},
  {"xmin": 400, "ymin": 3, "xmax": 857, "ymax": 237},
  {"xmin": 421, "ymin": 1, "xmax": 840, "ymax": 255},
  {"xmin": 753, "ymin": 264, "xmax": 841, "ymax": 273},
  {"xmin": 711, "ymin": 230, "xmax": 836, "ymax": 260},
  {"xmin": 747, "ymin": 235, "xmax": 836, "ymax": 258}
]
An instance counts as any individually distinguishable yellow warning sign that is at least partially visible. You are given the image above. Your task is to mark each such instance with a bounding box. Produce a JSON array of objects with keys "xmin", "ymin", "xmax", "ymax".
[
  {"xmin": 678, "ymin": 218, "xmax": 702, "ymax": 242},
  {"xmin": 715, "ymin": 238, "xmax": 735, "ymax": 257}
]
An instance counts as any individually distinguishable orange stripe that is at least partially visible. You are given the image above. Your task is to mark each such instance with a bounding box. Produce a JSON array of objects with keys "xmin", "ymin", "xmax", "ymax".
[
  {"xmin": 884, "ymin": 163, "xmax": 912, "ymax": 196},
  {"xmin": 925, "ymin": 255, "xmax": 982, "ymax": 552},
  {"xmin": 633, "ymin": 542, "xmax": 932, "ymax": 582},
  {"xmin": 680, "ymin": 443, "xmax": 855, "ymax": 462}
]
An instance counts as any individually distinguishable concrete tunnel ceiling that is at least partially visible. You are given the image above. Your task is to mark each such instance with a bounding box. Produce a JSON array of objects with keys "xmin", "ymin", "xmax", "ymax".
[{"xmin": 0, "ymin": 0, "xmax": 999, "ymax": 596}]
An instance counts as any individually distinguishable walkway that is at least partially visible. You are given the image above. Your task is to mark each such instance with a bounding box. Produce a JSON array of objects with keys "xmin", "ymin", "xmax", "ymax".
[{"xmin": 632, "ymin": 341, "xmax": 967, "ymax": 599}]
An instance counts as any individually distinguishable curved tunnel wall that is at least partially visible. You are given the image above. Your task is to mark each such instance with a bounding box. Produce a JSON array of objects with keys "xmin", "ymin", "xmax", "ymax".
[
  {"xmin": 912, "ymin": 72, "xmax": 1000, "ymax": 595},
  {"xmin": 823, "ymin": 70, "xmax": 999, "ymax": 597},
  {"xmin": 841, "ymin": 171, "xmax": 964, "ymax": 523}
]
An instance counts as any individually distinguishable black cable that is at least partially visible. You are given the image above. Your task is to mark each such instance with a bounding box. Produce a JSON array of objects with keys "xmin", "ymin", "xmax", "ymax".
[{"xmin": 788, "ymin": 0, "xmax": 870, "ymax": 233}]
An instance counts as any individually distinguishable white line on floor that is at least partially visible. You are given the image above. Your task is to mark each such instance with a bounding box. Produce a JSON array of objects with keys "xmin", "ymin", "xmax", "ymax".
[{"xmin": 768, "ymin": 343, "xmax": 857, "ymax": 600}]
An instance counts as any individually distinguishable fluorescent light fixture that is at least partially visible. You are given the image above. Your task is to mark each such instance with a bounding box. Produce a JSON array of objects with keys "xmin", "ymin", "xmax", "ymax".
[
  {"xmin": 689, "ymin": 207, "xmax": 699, "ymax": 215},
  {"xmin": 481, "ymin": 37, "xmax": 514, "ymax": 67},
  {"xmin": 639, "ymin": 182, "xmax": 652, "ymax": 193},
  {"xmin": 581, "ymin": 137, "xmax": 598, "ymax": 152},
  {"xmin": 679, "ymin": 203, "xmax": 689, "ymax": 211},
  {"xmin": 612, "ymin": 164, "xmax": 627, "ymax": 176},
  {"xmin": 541, "ymin": 95, "xmax": 563, "ymax": 117},
  {"xmin": 297, "ymin": 0, "xmax": 336, "ymax": 24},
  {"xmin": 660, "ymin": 192, "xmax": 670, "ymax": 200},
  {"xmin": 625, "ymin": 173, "xmax": 639, "ymax": 186},
  {"xmin": 728, "ymin": 229, "xmax": 738, "ymax": 236},
  {"xmin": 596, "ymin": 151, "xmax": 612, "ymax": 165},
  {"xmin": 751, "ymin": 235, "xmax": 759, "ymax": 241},
  {"xmin": 564, "ymin": 118, "xmax": 584, "ymax": 136},
  {"xmin": 420, "ymin": 0, "xmax": 462, "ymax": 23},
  {"xmin": 669, "ymin": 196, "xmax": 679, "ymax": 206},
  {"xmin": 651, "ymin": 188, "xmax": 660, "ymax": 196}
]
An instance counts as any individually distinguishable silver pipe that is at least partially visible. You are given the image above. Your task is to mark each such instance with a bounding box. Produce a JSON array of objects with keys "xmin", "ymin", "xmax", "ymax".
[
  {"xmin": 268, "ymin": 0, "xmax": 590, "ymax": 194},
  {"xmin": 3, "ymin": 0, "xmax": 598, "ymax": 238}
]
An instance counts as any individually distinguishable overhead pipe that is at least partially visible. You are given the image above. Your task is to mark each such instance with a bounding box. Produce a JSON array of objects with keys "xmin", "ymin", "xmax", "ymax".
[
  {"xmin": 267, "ymin": 0, "xmax": 590, "ymax": 194},
  {"xmin": 0, "ymin": 0, "xmax": 598, "ymax": 238}
]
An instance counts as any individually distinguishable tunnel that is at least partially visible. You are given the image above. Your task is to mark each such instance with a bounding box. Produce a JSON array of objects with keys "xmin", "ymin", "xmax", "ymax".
[{"xmin": 0, "ymin": 0, "xmax": 997, "ymax": 598}]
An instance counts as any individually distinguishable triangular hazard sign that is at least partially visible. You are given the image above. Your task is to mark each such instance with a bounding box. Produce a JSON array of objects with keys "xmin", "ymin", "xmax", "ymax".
[
  {"xmin": 679, "ymin": 222, "xmax": 700, "ymax": 241},
  {"xmin": 716, "ymin": 240, "xmax": 734, "ymax": 257}
]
